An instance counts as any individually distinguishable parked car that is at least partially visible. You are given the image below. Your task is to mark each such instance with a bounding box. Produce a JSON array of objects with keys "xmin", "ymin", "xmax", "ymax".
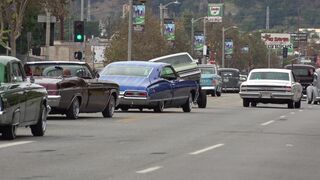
[
  {"xmin": 285, "ymin": 64, "xmax": 315, "ymax": 98},
  {"xmin": 99, "ymin": 61, "xmax": 198, "ymax": 112},
  {"xmin": 198, "ymin": 64, "xmax": 222, "ymax": 97},
  {"xmin": 0, "ymin": 56, "xmax": 49, "ymax": 140},
  {"xmin": 239, "ymin": 68, "xmax": 303, "ymax": 108},
  {"xmin": 218, "ymin": 68, "xmax": 241, "ymax": 92},
  {"xmin": 24, "ymin": 61, "xmax": 119, "ymax": 119},
  {"xmin": 149, "ymin": 52, "xmax": 207, "ymax": 108}
]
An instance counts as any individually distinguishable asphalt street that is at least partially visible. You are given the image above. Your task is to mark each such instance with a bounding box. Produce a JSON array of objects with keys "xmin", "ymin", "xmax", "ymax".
[{"xmin": 1, "ymin": 94, "xmax": 320, "ymax": 180}]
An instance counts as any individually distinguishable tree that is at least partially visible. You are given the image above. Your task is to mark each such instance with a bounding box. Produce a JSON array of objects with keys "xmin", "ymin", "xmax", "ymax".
[
  {"xmin": 0, "ymin": 0, "xmax": 29, "ymax": 57},
  {"xmin": 42, "ymin": 0, "xmax": 70, "ymax": 41}
]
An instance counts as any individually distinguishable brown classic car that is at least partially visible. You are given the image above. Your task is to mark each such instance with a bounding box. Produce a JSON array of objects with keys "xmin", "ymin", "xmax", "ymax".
[
  {"xmin": 24, "ymin": 61, "xmax": 119, "ymax": 119},
  {"xmin": 0, "ymin": 56, "xmax": 49, "ymax": 140}
]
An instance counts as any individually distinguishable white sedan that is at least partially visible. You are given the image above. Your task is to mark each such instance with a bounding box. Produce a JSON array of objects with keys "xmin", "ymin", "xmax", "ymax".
[{"xmin": 239, "ymin": 68, "xmax": 303, "ymax": 108}]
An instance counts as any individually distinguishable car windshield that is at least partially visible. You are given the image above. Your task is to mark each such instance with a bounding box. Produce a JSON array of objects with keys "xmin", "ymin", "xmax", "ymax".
[
  {"xmin": 25, "ymin": 64, "xmax": 93, "ymax": 79},
  {"xmin": 249, "ymin": 72, "xmax": 289, "ymax": 81},
  {"xmin": 200, "ymin": 68, "xmax": 215, "ymax": 74},
  {"xmin": 101, "ymin": 65, "xmax": 153, "ymax": 77},
  {"xmin": 220, "ymin": 71, "xmax": 238, "ymax": 77}
]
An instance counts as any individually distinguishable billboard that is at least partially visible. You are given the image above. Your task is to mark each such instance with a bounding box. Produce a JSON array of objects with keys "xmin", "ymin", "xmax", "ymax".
[
  {"xmin": 261, "ymin": 33, "xmax": 291, "ymax": 49},
  {"xmin": 194, "ymin": 31, "xmax": 204, "ymax": 51},
  {"xmin": 207, "ymin": 3, "xmax": 223, "ymax": 22},
  {"xmin": 225, "ymin": 39, "xmax": 233, "ymax": 55},
  {"xmin": 133, "ymin": 2, "xmax": 145, "ymax": 32},
  {"xmin": 164, "ymin": 19, "xmax": 175, "ymax": 41}
]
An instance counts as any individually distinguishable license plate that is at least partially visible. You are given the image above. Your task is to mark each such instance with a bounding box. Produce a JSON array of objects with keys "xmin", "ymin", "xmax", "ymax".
[{"xmin": 261, "ymin": 92, "xmax": 271, "ymax": 98}]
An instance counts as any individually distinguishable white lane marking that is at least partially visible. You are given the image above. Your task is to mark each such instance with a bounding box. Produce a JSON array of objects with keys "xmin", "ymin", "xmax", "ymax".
[
  {"xmin": 261, "ymin": 120, "xmax": 275, "ymax": 126},
  {"xmin": 299, "ymin": 110, "xmax": 303, "ymax": 112},
  {"xmin": 136, "ymin": 166, "xmax": 162, "ymax": 174},
  {"xmin": 0, "ymin": 141, "xmax": 34, "ymax": 149},
  {"xmin": 280, "ymin": 116, "xmax": 286, "ymax": 119},
  {"xmin": 189, "ymin": 144, "xmax": 225, "ymax": 155},
  {"xmin": 290, "ymin": 112, "xmax": 295, "ymax": 115}
]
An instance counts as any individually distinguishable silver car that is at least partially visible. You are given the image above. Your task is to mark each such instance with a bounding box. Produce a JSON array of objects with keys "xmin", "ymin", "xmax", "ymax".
[{"xmin": 239, "ymin": 68, "xmax": 302, "ymax": 108}]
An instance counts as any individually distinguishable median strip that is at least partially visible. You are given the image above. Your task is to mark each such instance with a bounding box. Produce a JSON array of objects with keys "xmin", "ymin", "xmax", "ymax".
[
  {"xmin": 0, "ymin": 141, "xmax": 34, "ymax": 149},
  {"xmin": 189, "ymin": 144, "xmax": 225, "ymax": 155},
  {"xmin": 136, "ymin": 166, "xmax": 162, "ymax": 174}
]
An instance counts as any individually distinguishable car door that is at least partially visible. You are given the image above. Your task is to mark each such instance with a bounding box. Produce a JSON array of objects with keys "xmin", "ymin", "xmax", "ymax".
[
  {"xmin": 162, "ymin": 66, "xmax": 189, "ymax": 106},
  {"xmin": 9, "ymin": 61, "xmax": 29, "ymax": 123},
  {"xmin": 80, "ymin": 65, "xmax": 109, "ymax": 112}
]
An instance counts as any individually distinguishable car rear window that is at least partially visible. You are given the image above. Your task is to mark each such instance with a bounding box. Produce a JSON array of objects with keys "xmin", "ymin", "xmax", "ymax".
[
  {"xmin": 292, "ymin": 68, "xmax": 314, "ymax": 77},
  {"xmin": 153, "ymin": 54, "xmax": 193, "ymax": 68},
  {"xmin": 200, "ymin": 68, "xmax": 215, "ymax": 74},
  {"xmin": 101, "ymin": 65, "xmax": 153, "ymax": 77},
  {"xmin": 220, "ymin": 71, "xmax": 238, "ymax": 77},
  {"xmin": 249, "ymin": 72, "xmax": 289, "ymax": 81}
]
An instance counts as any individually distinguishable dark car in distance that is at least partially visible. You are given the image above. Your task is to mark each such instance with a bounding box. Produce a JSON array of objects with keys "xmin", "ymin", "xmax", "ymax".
[
  {"xmin": 285, "ymin": 64, "xmax": 315, "ymax": 97},
  {"xmin": 25, "ymin": 61, "xmax": 119, "ymax": 119},
  {"xmin": 0, "ymin": 56, "xmax": 49, "ymax": 140},
  {"xmin": 218, "ymin": 68, "xmax": 241, "ymax": 92}
]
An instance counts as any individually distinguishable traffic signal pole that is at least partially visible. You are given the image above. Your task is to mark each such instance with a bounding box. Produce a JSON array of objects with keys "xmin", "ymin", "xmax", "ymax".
[{"xmin": 80, "ymin": 0, "xmax": 84, "ymax": 61}]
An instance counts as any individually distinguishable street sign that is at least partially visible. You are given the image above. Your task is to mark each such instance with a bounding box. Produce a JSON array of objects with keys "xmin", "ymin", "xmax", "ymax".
[
  {"xmin": 206, "ymin": 16, "xmax": 222, "ymax": 23},
  {"xmin": 290, "ymin": 33, "xmax": 307, "ymax": 42},
  {"xmin": 37, "ymin": 15, "xmax": 56, "ymax": 23}
]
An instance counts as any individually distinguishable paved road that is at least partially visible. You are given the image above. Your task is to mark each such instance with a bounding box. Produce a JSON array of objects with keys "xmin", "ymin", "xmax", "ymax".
[{"xmin": 1, "ymin": 94, "xmax": 320, "ymax": 180}]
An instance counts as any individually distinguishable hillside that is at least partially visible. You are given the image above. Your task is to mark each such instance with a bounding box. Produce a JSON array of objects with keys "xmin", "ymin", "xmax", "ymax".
[{"xmin": 88, "ymin": 0, "xmax": 320, "ymax": 32}]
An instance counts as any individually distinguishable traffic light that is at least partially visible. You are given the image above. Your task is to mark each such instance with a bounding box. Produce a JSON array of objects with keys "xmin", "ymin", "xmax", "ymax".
[
  {"xmin": 74, "ymin": 21, "xmax": 84, "ymax": 42},
  {"xmin": 283, "ymin": 47, "xmax": 288, "ymax": 58},
  {"xmin": 74, "ymin": 51, "xmax": 83, "ymax": 60}
]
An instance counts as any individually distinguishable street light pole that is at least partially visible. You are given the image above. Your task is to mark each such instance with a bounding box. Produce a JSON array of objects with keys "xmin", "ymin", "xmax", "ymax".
[
  {"xmin": 202, "ymin": 17, "xmax": 207, "ymax": 64},
  {"xmin": 221, "ymin": 26, "xmax": 238, "ymax": 68},
  {"xmin": 191, "ymin": 18, "xmax": 194, "ymax": 54},
  {"xmin": 128, "ymin": 0, "xmax": 133, "ymax": 61},
  {"xmin": 159, "ymin": 1, "xmax": 180, "ymax": 36}
]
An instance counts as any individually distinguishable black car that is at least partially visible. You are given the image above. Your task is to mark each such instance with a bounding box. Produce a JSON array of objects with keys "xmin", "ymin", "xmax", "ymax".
[
  {"xmin": 285, "ymin": 64, "xmax": 315, "ymax": 96},
  {"xmin": 218, "ymin": 68, "xmax": 240, "ymax": 92}
]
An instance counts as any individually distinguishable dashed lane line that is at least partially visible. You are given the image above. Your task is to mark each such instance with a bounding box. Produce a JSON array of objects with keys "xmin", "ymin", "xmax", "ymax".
[
  {"xmin": 136, "ymin": 166, "xmax": 162, "ymax": 174},
  {"xmin": 0, "ymin": 141, "xmax": 35, "ymax": 149},
  {"xmin": 189, "ymin": 144, "xmax": 225, "ymax": 155},
  {"xmin": 261, "ymin": 120, "xmax": 275, "ymax": 126}
]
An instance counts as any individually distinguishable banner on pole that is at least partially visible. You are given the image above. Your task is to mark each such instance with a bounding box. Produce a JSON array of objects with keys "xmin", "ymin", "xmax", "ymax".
[
  {"xmin": 133, "ymin": 2, "xmax": 145, "ymax": 32},
  {"xmin": 194, "ymin": 31, "xmax": 204, "ymax": 51},
  {"xmin": 208, "ymin": 3, "xmax": 223, "ymax": 22},
  {"xmin": 164, "ymin": 19, "xmax": 175, "ymax": 41},
  {"xmin": 225, "ymin": 39, "xmax": 233, "ymax": 55}
]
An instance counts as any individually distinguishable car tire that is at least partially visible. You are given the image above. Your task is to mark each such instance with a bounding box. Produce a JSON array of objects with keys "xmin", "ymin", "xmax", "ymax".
[
  {"xmin": 216, "ymin": 91, "xmax": 221, "ymax": 97},
  {"xmin": 154, "ymin": 101, "xmax": 164, "ymax": 113},
  {"xmin": 288, "ymin": 100, "xmax": 294, "ymax": 109},
  {"xmin": 197, "ymin": 90, "xmax": 207, "ymax": 108},
  {"xmin": 294, "ymin": 99, "xmax": 301, "ymax": 108},
  {"xmin": 243, "ymin": 99, "xmax": 249, "ymax": 107},
  {"xmin": 31, "ymin": 104, "xmax": 47, "ymax": 136},
  {"xmin": 307, "ymin": 100, "xmax": 312, "ymax": 104},
  {"xmin": 314, "ymin": 101, "xmax": 318, "ymax": 105},
  {"xmin": 182, "ymin": 93, "xmax": 193, "ymax": 112},
  {"xmin": 211, "ymin": 92, "xmax": 216, "ymax": 97},
  {"xmin": 251, "ymin": 102, "xmax": 257, "ymax": 107},
  {"xmin": 2, "ymin": 125, "xmax": 16, "ymax": 140},
  {"xmin": 66, "ymin": 98, "xmax": 80, "ymax": 119},
  {"xmin": 102, "ymin": 96, "xmax": 115, "ymax": 118}
]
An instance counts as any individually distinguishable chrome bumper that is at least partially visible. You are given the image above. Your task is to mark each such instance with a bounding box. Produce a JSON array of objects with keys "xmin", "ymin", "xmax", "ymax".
[
  {"xmin": 118, "ymin": 95, "xmax": 154, "ymax": 106},
  {"xmin": 239, "ymin": 92, "xmax": 294, "ymax": 100},
  {"xmin": 47, "ymin": 95, "xmax": 61, "ymax": 107},
  {"xmin": 201, "ymin": 86, "xmax": 216, "ymax": 90}
]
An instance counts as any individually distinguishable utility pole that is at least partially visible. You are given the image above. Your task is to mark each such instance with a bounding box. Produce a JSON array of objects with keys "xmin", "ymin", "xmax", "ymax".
[
  {"xmin": 80, "ymin": 0, "xmax": 84, "ymax": 61},
  {"xmin": 45, "ymin": 9, "xmax": 51, "ymax": 60},
  {"xmin": 266, "ymin": 5, "xmax": 271, "ymax": 68},
  {"xmin": 87, "ymin": 0, "xmax": 91, "ymax": 21},
  {"xmin": 202, "ymin": 17, "xmax": 207, "ymax": 64},
  {"xmin": 128, "ymin": 0, "xmax": 133, "ymax": 61},
  {"xmin": 191, "ymin": 18, "xmax": 194, "ymax": 55}
]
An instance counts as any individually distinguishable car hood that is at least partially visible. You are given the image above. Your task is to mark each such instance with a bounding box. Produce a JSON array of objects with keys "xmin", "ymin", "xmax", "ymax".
[
  {"xmin": 242, "ymin": 80, "xmax": 291, "ymax": 86},
  {"xmin": 99, "ymin": 75, "xmax": 150, "ymax": 91}
]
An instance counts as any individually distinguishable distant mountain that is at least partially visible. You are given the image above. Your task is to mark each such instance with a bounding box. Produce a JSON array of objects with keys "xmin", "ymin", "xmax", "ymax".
[{"xmin": 88, "ymin": 0, "xmax": 320, "ymax": 32}]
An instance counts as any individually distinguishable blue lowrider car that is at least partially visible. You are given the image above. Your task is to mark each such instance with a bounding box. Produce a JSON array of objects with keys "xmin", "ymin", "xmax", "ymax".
[{"xmin": 99, "ymin": 61, "xmax": 199, "ymax": 112}]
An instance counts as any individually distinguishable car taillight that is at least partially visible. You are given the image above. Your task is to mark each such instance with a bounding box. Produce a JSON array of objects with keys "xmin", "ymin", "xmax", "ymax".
[
  {"xmin": 47, "ymin": 84, "xmax": 60, "ymax": 95},
  {"xmin": 124, "ymin": 91, "xmax": 147, "ymax": 97},
  {"xmin": 212, "ymin": 79, "xmax": 217, "ymax": 85},
  {"xmin": 286, "ymin": 86, "xmax": 292, "ymax": 92}
]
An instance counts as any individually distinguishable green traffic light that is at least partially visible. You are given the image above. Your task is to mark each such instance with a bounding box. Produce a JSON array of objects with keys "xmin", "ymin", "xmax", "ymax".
[{"xmin": 76, "ymin": 34, "xmax": 83, "ymax": 40}]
